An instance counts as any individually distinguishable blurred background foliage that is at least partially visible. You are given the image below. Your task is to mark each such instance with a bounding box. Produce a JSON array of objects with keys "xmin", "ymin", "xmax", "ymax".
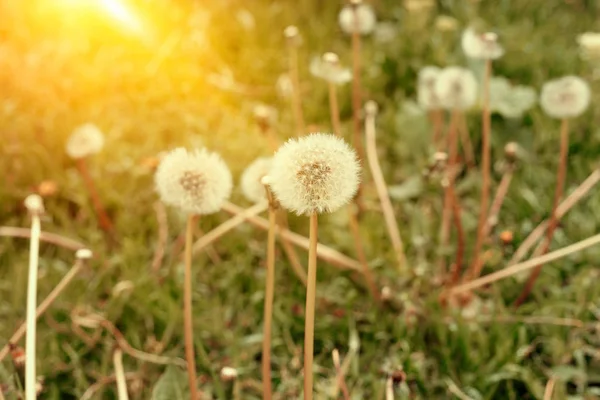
[{"xmin": 2, "ymin": 0, "xmax": 600, "ymax": 398}]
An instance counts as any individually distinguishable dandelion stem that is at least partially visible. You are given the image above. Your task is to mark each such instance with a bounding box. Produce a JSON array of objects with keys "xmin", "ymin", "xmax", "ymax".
[
  {"xmin": 113, "ymin": 349, "xmax": 129, "ymax": 400},
  {"xmin": 332, "ymin": 349, "xmax": 350, "ymax": 400},
  {"xmin": 184, "ymin": 216, "xmax": 199, "ymax": 400},
  {"xmin": 25, "ymin": 209, "xmax": 41, "ymax": 400},
  {"xmin": 431, "ymin": 109, "xmax": 444, "ymax": 151},
  {"xmin": 458, "ymin": 113, "xmax": 475, "ymax": 168},
  {"xmin": 365, "ymin": 105, "xmax": 408, "ymax": 273},
  {"xmin": 151, "ymin": 202, "xmax": 169, "ymax": 274},
  {"xmin": 276, "ymin": 212, "xmax": 308, "ymax": 285},
  {"xmin": 0, "ymin": 227, "xmax": 85, "ymax": 251},
  {"xmin": 440, "ymin": 110, "xmax": 460, "ymax": 274},
  {"xmin": 469, "ymin": 59, "xmax": 493, "ymax": 280},
  {"xmin": 385, "ymin": 377, "xmax": 394, "ymax": 400},
  {"xmin": 221, "ymin": 202, "xmax": 362, "ymax": 273},
  {"xmin": 262, "ymin": 189, "xmax": 277, "ymax": 400},
  {"xmin": 303, "ymin": 213, "xmax": 318, "ymax": 400},
  {"xmin": 347, "ymin": 206, "xmax": 380, "ymax": 302},
  {"xmin": 0, "ymin": 257, "xmax": 86, "ymax": 362},
  {"xmin": 75, "ymin": 158, "xmax": 114, "ymax": 238},
  {"xmin": 448, "ymin": 229, "xmax": 600, "ymax": 296},
  {"xmin": 514, "ymin": 118, "xmax": 570, "ymax": 307},
  {"xmin": 351, "ymin": 14, "xmax": 365, "ymax": 162},
  {"xmin": 448, "ymin": 185, "xmax": 465, "ymax": 285},
  {"xmin": 191, "ymin": 202, "xmax": 268, "ymax": 256},
  {"xmin": 328, "ymin": 82, "xmax": 343, "ymax": 139},
  {"xmin": 328, "ymin": 81, "xmax": 379, "ymax": 301},
  {"xmin": 509, "ymin": 167, "xmax": 600, "ymax": 266},
  {"xmin": 543, "ymin": 379, "xmax": 556, "ymax": 400},
  {"xmin": 289, "ymin": 41, "xmax": 305, "ymax": 136},
  {"xmin": 470, "ymin": 164, "xmax": 515, "ymax": 279}
]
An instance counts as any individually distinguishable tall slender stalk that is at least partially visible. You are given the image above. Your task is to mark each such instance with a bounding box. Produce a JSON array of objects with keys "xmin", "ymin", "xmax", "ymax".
[
  {"xmin": 332, "ymin": 349, "xmax": 350, "ymax": 400},
  {"xmin": 458, "ymin": 113, "xmax": 475, "ymax": 168},
  {"xmin": 285, "ymin": 26, "xmax": 305, "ymax": 137},
  {"xmin": 328, "ymin": 82, "xmax": 343, "ymax": 139},
  {"xmin": 262, "ymin": 184, "xmax": 277, "ymax": 400},
  {"xmin": 113, "ymin": 349, "xmax": 129, "ymax": 400},
  {"xmin": 514, "ymin": 119, "xmax": 569, "ymax": 307},
  {"xmin": 0, "ymin": 250, "xmax": 90, "ymax": 362},
  {"xmin": 431, "ymin": 109, "xmax": 444, "ymax": 151},
  {"xmin": 509, "ymin": 167, "xmax": 600, "ymax": 266},
  {"xmin": 448, "ymin": 186, "xmax": 465, "ymax": 285},
  {"xmin": 469, "ymin": 59, "xmax": 493, "ymax": 280},
  {"xmin": 364, "ymin": 102, "xmax": 408, "ymax": 273},
  {"xmin": 75, "ymin": 158, "xmax": 114, "ymax": 237},
  {"xmin": 328, "ymin": 78, "xmax": 379, "ymax": 301},
  {"xmin": 350, "ymin": 6, "xmax": 365, "ymax": 163},
  {"xmin": 24, "ymin": 195, "xmax": 43, "ymax": 400},
  {"xmin": 221, "ymin": 202, "xmax": 363, "ymax": 273},
  {"xmin": 449, "ymin": 229, "xmax": 600, "ymax": 296},
  {"xmin": 440, "ymin": 111, "xmax": 460, "ymax": 274},
  {"xmin": 303, "ymin": 213, "xmax": 319, "ymax": 400},
  {"xmin": 184, "ymin": 216, "xmax": 199, "ymax": 400}
]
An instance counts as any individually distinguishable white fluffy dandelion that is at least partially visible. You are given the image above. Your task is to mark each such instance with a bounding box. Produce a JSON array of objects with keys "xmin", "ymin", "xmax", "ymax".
[
  {"xmin": 241, "ymin": 157, "xmax": 273, "ymax": 203},
  {"xmin": 309, "ymin": 53, "xmax": 352, "ymax": 85},
  {"xmin": 65, "ymin": 123, "xmax": 105, "ymax": 159},
  {"xmin": 435, "ymin": 67, "xmax": 478, "ymax": 110},
  {"xmin": 269, "ymin": 133, "xmax": 360, "ymax": 215},
  {"xmin": 461, "ymin": 28, "xmax": 504, "ymax": 60},
  {"xmin": 577, "ymin": 32, "xmax": 600, "ymax": 60},
  {"xmin": 490, "ymin": 77, "xmax": 537, "ymax": 119},
  {"xmin": 417, "ymin": 66, "xmax": 442, "ymax": 110},
  {"xmin": 338, "ymin": 3, "xmax": 376, "ymax": 35},
  {"xmin": 155, "ymin": 147, "xmax": 233, "ymax": 215},
  {"xmin": 540, "ymin": 76, "xmax": 591, "ymax": 119}
]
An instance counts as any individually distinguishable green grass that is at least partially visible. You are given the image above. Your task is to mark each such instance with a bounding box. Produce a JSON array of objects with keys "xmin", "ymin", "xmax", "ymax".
[{"xmin": 2, "ymin": 0, "xmax": 600, "ymax": 398}]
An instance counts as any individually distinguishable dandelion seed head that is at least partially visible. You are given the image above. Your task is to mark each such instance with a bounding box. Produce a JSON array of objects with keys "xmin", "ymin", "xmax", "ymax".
[
  {"xmin": 417, "ymin": 66, "xmax": 442, "ymax": 110},
  {"xmin": 241, "ymin": 157, "xmax": 273, "ymax": 203},
  {"xmin": 284, "ymin": 25, "xmax": 301, "ymax": 45},
  {"xmin": 65, "ymin": 123, "xmax": 105, "ymax": 159},
  {"xmin": 338, "ymin": 3, "xmax": 376, "ymax": 35},
  {"xmin": 365, "ymin": 100, "xmax": 378, "ymax": 116},
  {"xmin": 461, "ymin": 28, "xmax": 504, "ymax": 60},
  {"xmin": 269, "ymin": 133, "xmax": 360, "ymax": 215},
  {"xmin": 310, "ymin": 53, "xmax": 352, "ymax": 85},
  {"xmin": 577, "ymin": 32, "xmax": 600, "ymax": 60},
  {"xmin": 155, "ymin": 147, "xmax": 232, "ymax": 215},
  {"xmin": 76, "ymin": 248, "xmax": 94, "ymax": 260},
  {"xmin": 220, "ymin": 367, "xmax": 238, "ymax": 382},
  {"xmin": 540, "ymin": 76, "xmax": 591, "ymax": 119},
  {"xmin": 24, "ymin": 194, "xmax": 44, "ymax": 214},
  {"xmin": 435, "ymin": 67, "xmax": 478, "ymax": 110}
]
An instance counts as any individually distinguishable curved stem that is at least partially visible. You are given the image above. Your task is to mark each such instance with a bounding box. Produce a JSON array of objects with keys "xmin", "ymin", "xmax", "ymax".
[
  {"xmin": 303, "ymin": 213, "xmax": 318, "ymax": 400},
  {"xmin": 221, "ymin": 202, "xmax": 362, "ymax": 273},
  {"xmin": 113, "ymin": 349, "xmax": 129, "ymax": 400},
  {"xmin": 514, "ymin": 118, "xmax": 569, "ymax": 307},
  {"xmin": 184, "ymin": 216, "xmax": 199, "ymax": 400},
  {"xmin": 509, "ymin": 167, "xmax": 600, "ymax": 266},
  {"xmin": 0, "ymin": 258, "xmax": 85, "ymax": 362},
  {"xmin": 448, "ymin": 185, "xmax": 465, "ymax": 285},
  {"xmin": 449, "ymin": 220, "xmax": 600, "ymax": 297},
  {"xmin": 25, "ymin": 212, "xmax": 41, "ymax": 400},
  {"xmin": 365, "ymin": 111, "xmax": 408, "ymax": 273},
  {"xmin": 469, "ymin": 59, "xmax": 492, "ymax": 280}
]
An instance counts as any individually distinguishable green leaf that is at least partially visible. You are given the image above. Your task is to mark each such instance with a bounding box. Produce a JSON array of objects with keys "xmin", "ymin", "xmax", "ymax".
[{"xmin": 151, "ymin": 366, "xmax": 188, "ymax": 400}]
